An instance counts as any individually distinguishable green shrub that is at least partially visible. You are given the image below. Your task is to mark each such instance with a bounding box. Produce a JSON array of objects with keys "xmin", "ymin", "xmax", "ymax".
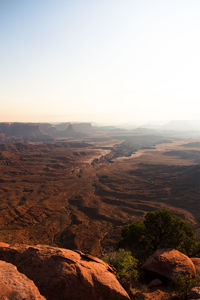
[
  {"xmin": 172, "ymin": 274, "xmax": 200, "ymax": 299},
  {"xmin": 103, "ymin": 248, "xmax": 138, "ymax": 286},
  {"xmin": 119, "ymin": 210, "xmax": 199, "ymax": 261}
]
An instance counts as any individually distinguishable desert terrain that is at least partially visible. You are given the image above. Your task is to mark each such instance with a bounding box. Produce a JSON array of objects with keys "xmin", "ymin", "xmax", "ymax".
[{"xmin": 0, "ymin": 123, "xmax": 200, "ymax": 256}]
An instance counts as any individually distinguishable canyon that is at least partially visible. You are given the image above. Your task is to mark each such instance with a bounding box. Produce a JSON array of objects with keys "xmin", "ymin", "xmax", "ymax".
[{"xmin": 0, "ymin": 122, "xmax": 200, "ymax": 256}]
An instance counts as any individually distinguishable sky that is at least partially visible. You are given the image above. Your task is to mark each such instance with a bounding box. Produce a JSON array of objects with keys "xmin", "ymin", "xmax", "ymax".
[{"xmin": 1, "ymin": 0, "xmax": 200, "ymax": 125}]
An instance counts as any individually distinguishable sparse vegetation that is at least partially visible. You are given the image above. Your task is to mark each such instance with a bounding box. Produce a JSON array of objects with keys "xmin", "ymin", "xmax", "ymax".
[{"xmin": 103, "ymin": 248, "xmax": 138, "ymax": 288}]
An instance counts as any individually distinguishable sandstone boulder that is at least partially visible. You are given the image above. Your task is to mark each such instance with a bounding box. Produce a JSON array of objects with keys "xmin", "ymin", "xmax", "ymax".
[
  {"xmin": 143, "ymin": 249, "xmax": 196, "ymax": 279},
  {"xmin": 0, "ymin": 260, "xmax": 45, "ymax": 299},
  {"xmin": 0, "ymin": 243, "xmax": 130, "ymax": 300},
  {"xmin": 191, "ymin": 258, "xmax": 200, "ymax": 275}
]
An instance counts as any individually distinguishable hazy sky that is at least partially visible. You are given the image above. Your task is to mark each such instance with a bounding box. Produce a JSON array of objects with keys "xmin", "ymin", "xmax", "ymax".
[{"xmin": 1, "ymin": 0, "xmax": 200, "ymax": 124}]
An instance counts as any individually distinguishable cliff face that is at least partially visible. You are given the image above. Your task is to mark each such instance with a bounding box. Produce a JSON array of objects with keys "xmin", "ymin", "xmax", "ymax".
[
  {"xmin": 0, "ymin": 242, "xmax": 130, "ymax": 300},
  {"xmin": 0, "ymin": 122, "xmax": 93, "ymax": 141}
]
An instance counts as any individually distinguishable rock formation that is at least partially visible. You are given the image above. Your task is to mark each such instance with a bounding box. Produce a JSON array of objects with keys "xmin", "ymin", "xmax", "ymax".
[
  {"xmin": 0, "ymin": 243, "xmax": 130, "ymax": 300},
  {"xmin": 0, "ymin": 260, "xmax": 45, "ymax": 299},
  {"xmin": 143, "ymin": 249, "xmax": 196, "ymax": 279}
]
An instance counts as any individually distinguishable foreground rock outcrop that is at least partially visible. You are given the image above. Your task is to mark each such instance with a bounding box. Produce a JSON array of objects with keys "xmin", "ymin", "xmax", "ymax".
[
  {"xmin": 143, "ymin": 249, "xmax": 196, "ymax": 279},
  {"xmin": 0, "ymin": 260, "xmax": 45, "ymax": 299},
  {"xmin": 0, "ymin": 242, "xmax": 130, "ymax": 300}
]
